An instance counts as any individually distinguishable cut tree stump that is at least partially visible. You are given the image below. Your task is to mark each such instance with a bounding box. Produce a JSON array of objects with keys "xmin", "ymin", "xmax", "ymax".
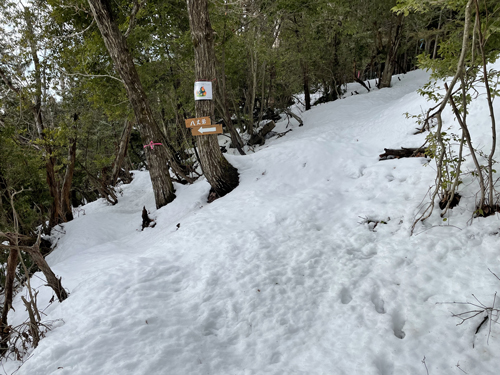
[
  {"xmin": 141, "ymin": 206, "xmax": 153, "ymax": 230},
  {"xmin": 379, "ymin": 147, "xmax": 427, "ymax": 161}
]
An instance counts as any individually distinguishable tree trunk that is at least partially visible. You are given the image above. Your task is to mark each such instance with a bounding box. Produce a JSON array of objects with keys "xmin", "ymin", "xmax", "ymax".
[
  {"xmin": 88, "ymin": 0, "xmax": 177, "ymax": 208},
  {"xmin": 379, "ymin": 14, "xmax": 404, "ymax": 89},
  {"xmin": 78, "ymin": 162, "xmax": 118, "ymax": 205},
  {"xmin": 474, "ymin": 0, "xmax": 497, "ymax": 210},
  {"xmin": 22, "ymin": 242, "xmax": 68, "ymax": 303},
  {"xmin": 432, "ymin": 9, "xmax": 443, "ymax": 59},
  {"xmin": 246, "ymin": 45, "xmax": 258, "ymax": 135},
  {"xmin": 293, "ymin": 16, "xmax": 310, "ymax": 111},
  {"xmin": 46, "ymin": 160, "xmax": 63, "ymax": 229},
  {"xmin": 186, "ymin": 0, "xmax": 239, "ymax": 199},
  {"xmin": 379, "ymin": 55, "xmax": 395, "ymax": 88},
  {"xmin": 24, "ymin": 8, "xmax": 72, "ymax": 228},
  {"xmin": 215, "ymin": 82, "xmax": 246, "ymax": 155},
  {"xmin": 302, "ymin": 61, "xmax": 311, "ymax": 110},
  {"xmin": 0, "ymin": 248, "xmax": 18, "ymax": 355},
  {"xmin": 257, "ymin": 61, "xmax": 267, "ymax": 126},
  {"xmin": 216, "ymin": 9, "xmax": 245, "ymax": 155},
  {"xmin": 60, "ymin": 138, "xmax": 77, "ymax": 222},
  {"xmin": 267, "ymin": 64, "xmax": 276, "ymax": 110},
  {"xmin": 21, "ymin": 296, "xmax": 40, "ymax": 349},
  {"xmin": 111, "ymin": 119, "xmax": 134, "ymax": 185}
]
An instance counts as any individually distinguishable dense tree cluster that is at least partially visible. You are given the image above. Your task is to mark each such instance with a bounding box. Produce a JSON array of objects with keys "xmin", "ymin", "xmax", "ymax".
[{"xmin": 0, "ymin": 0, "xmax": 498, "ymax": 235}]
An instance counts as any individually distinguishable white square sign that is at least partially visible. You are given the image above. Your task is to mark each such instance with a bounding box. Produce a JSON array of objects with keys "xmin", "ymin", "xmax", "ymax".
[{"xmin": 194, "ymin": 81, "xmax": 213, "ymax": 100}]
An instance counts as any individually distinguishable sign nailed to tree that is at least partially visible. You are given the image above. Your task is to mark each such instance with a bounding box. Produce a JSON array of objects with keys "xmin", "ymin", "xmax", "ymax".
[
  {"xmin": 194, "ymin": 81, "xmax": 213, "ymax": 100},
  {"xmin": 191, "ymin": 124, "xmax": 223, "ymax": 136},
  {"xmin": 185, "ymin": 117, "xmax": 211, "ymax": 128},
  {"xmin": 185, "ymin": 117, "xmax": 222, "ymax": 136}
]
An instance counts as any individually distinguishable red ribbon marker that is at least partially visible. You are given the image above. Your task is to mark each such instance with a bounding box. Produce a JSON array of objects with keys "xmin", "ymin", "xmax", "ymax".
[{"xmin": 143, "ymin": 141, "xmax": 163, "ymax": 149}]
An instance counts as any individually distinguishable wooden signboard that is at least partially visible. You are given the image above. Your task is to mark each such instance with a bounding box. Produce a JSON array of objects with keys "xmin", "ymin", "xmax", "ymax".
[
  {"xmin": 185, "ymin": 117, "xmax": 211, "ymax": 128},
  {"xmin": 191, "ymin": 124, "xmax": 223, "ymax": 136}
]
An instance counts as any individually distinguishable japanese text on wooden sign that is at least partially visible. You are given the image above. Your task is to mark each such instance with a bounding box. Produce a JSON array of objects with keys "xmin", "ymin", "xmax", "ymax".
[
  {"xmin": 185, "ymin": 117, "xmax": 223, "ymax": 136},
  {"xmin": 185, "ymin": 117, "xmax": 211, "ymax": 128}
]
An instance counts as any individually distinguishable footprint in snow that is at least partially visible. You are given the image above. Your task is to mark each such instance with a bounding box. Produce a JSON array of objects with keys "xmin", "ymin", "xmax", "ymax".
[
  {"xmin": 340, "ymin": 287, "xmax": 353, "ymax": 304},
  {"xmin": 371, "ymin": 289, "xmax": 386, "ymax": 314},
  {"xmin": 373, "ymin": 355, "xmax": 394, "ymax": 375},
  {"xmin": 270, "ymin": 352, "xmax": 282, "ymax": 364},
  {"xmin": 391, "ymin": 308, "xmax": 406, "ymax": 339}
]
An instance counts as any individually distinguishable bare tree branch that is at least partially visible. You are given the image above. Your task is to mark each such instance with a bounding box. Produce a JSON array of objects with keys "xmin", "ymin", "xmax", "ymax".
[
  {"xmin": 124, "ymin": 0, "xmax": 143, "ymax": 38},
  {"xmin": 52, "ymin": 19, "xmax": 95, "ymax": 40},
  {"xmin": 56, "ymin": 67, "xmax": 124, "ymax": 84}
]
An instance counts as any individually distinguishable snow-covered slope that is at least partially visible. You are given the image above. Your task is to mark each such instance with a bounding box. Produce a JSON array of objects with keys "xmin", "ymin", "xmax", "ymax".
[{"xmin": 5, "ymin": 65, "xmax": 500, "ymax": 375}]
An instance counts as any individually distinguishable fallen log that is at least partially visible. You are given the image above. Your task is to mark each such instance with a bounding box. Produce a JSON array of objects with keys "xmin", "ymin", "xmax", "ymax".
[
  {"xmin": 248, "ymin": 121, "xmax": 276, "ymax": 146},
  {"xmin": 379, "ymin": 147, "xmax": 427, "ymax": 160},
  {"xmin": 0, "ymin": 232, "xmax": 68, "ymax": 303}
]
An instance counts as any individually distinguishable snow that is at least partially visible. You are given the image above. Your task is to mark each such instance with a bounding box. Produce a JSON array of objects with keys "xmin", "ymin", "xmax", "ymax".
[{"xmin": 4, "ymin": 63, "xmax": 500, "ymax": 374}]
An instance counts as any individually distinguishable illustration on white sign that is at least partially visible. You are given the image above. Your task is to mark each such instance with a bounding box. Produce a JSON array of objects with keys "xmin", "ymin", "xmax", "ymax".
[{"xmin": 194, "ymin": 81, "xmax": 212, "ymax": 100}]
